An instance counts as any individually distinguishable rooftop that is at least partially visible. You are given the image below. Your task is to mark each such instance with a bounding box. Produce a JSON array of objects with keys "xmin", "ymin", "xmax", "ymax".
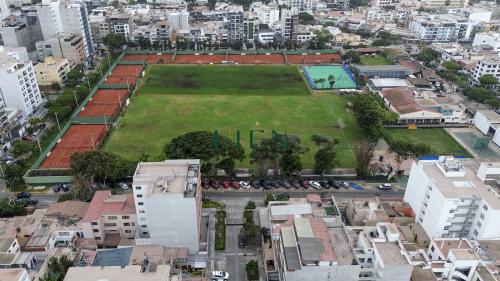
[
  {"xmin": 420, "ymin": 158, "xmax": 500, "ymax": 209},
  {"xmin": 0, "ymin": 268, "xmax": 27, "ymax": 281},
  {"xmin": 82, "ymin": 190, "xmax": 136, "ymax": 223},
  {"xmin": 46, "ymin": 200, "xmax": 89, "ymax": 220},
  {"xmin": 92, "ymin": 247, "xmax": 133, "ymax": 267},
  {"xmin": 477, "ymin": 109, "xmax": 500, "ymax": 124},
  {"xmin": 369, "ymin": 78, "xmax": 409, "ymax": 88},
  {"xmin": 374, "ymin": 242, "xmax": 409, "ymax": 265},
  {"xmin": 353, "ymin": 64, "xmax": 413, "ymax": 72},
  {"xmin": 63, "ymin": 264, "xmax": 171, "ymax": 281},
  {"xmin": 381, "ymin": 87, "xmax": 423, "ymax": 114},
  {"xmin": 133, "ymin": 160, "xmax": 200, "ymax": 197}
]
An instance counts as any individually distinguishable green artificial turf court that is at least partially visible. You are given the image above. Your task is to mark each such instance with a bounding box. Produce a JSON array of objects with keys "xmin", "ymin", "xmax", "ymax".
[{"xmin": 303, "ymin": 65, "xmax": 357, "ymax": 90}]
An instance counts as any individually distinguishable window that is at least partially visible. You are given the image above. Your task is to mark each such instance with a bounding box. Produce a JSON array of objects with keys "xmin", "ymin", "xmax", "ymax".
[
  {"xmin": 93, "ymin": 229, "xmax": 99, "ymax": 233},
  {"xmin": 136, "ymin": 194, "xmax": 143, "ymax": 198},
  {"xmin": 477, "ymin": 221, "xmax": 482, "ymax": 228},
  {"xmin": 122, "ymin": 216, "xmax": 130, "ymax": 219},
  {"xmin": 138, "ymin": 202, "xmax": 144, "ymax": 206},
  {"xmin": 449, "ymin": 209, "xmax": 455, "ymax": 213},
  {"xmin": 431, "ymin": 246, "xmax": 435, "ymax": 252},
  {"xmin": 135, "ymin": 186, "xmax": 141, "ymax": 190},
  {"xmin": 91, "ymin": 222, "xmax": 98, "ymax": 225},
  {"xmin": 483, "ymin": 205, "xmax": 489, "ymax": 212},
  {"xmin": 141, "ymin": 225, "xmax": 147, "ymax": 228},
  {"xmin": 95, "ymin": 237, "xmax": 101, "ymax": 240},
  {"xmin": 104, "ymin": 223, "xmax": 117, "ymax": 227},
  {"xmin": 139, "ymin": 210, "xmax": 145, "ymax": 214},
  {"xmin": 480, "ymin": 213, "xmax": 485, "ymax": 220},
  {"xmin": 444, "ymin": 226, "xmax": 450, "ymax": 230},
  {"xmin": 473, "ymin": 229, "xmax": 479, "ymax": 236},
  {"xmin": 142, "ymin": 232, "xmax": 148, "ymax": 235},
  {"xmin": 124, "ymin": 223, "xmax": 130, "ymax": 226},
  {"xmin": 125, "ymin": 230, "xmax": 132, "ymax": 233},
  {"xmin": 108, "ymin": 216, "xmax": 117, "ymax": 220}
]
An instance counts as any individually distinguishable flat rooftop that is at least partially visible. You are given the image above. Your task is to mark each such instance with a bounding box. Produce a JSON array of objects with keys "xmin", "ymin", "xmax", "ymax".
[
  {"xmin": 421, "ymin": 160, "xmax": 500, "ymax": 209},
  {"xmin": 374, "ymin": 242, "xmax": 409, "ymax": 265},
  {"xmin": 63, "ymin": 265, "xmax": 170, "ymax": 281},
  {"xmin": 133, "ymin": 160, "xmax": 200, "ymax": 197}
]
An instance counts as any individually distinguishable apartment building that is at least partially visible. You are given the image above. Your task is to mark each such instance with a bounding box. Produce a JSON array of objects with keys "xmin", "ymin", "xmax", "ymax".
[
  {"xmin": 404, "ymin": 156, "xmax": 500, "ymax": 240},
  {"xmin": 473, "ymin": 32, "xmax": 500, "ymax": 55},
  {"xmin": 133, "ymin": 160, "xmax": 202, "ymax": 253},
  {"xmin": 89, "ymin": 13, "xmax": 109, "ymax": 47},
  {"xmin": 81, "ymin": 190, "xmax": 137, "ymax": 247},
  {"xmin": 278, "ymin": 0, "xmax": 311, "ymax": 11},
  {"xmin": 227, "ymin": 11, "xmax": 244, "ymax": 43},
  {"xmin": 263, "ymin": 197, "xmax": 414, "ymax": 281},
  {"xmin": 63, "ymin": 264, "xmax": 171, "ymax": 281},
  {"xmin": 0, "ymin": 268, "xmax": 30, "ymax": 281},
  {"xmin": 0, "ymin": 56, "xmax": 42, "ymax": 117},
  {"xmin": 108, "ymin": 13, "xmax": 134, "ymax": 40},
  {"xmin": 36, "ymin": 34, "xmax": 86, "ymax": 65},
  {"xmin": 167, "ymin": 11, "xmax": 189, "ymax": 32},
  {"xmin": 373, "ymin": 0, "xmax": 399, "ymax": 7},
  {"xmin": 409, "ymin": 14, "xmax": 473, "ymax": 42},
  {"xmin": 469, "ymin": 56, "xmax": 500, "ymax": 86},
  {"xmin": 0, "ymin": 0, "xmax": 9, "ymax": 20},
  {"xmin": 34, "ymin": 56, "xmax": 70, "ymax": 87},
  {"xmin": 0, "ymin": 16, "xmax": 38, "ymax": 53},
  {"xmin": 280, "ymin": 9, "xmax": 298, "ymax": 41},
  {"xmin": 421, "ymin": 0, "xmax": 468, "ymax": 8}
]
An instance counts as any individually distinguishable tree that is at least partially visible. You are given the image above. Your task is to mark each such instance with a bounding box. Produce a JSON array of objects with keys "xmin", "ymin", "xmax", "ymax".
[
  {"xmin": 70, "ymin": 151, "xmax": 135, "ymax": 184},
  {"xmin": 415, "ymin": 47, "xmax": 439, "ymax": 65},
  {"xmin": 352, "ymin": 94, "xmax": 387, "ymax": 140},
  {"xmin": 66, "ymin": 65, "xmax": 84, "ymax": 88},
  {"xmin": 298, "ymin": 12, "xmax": 314, "ymax": 25},
  {"xmin": 279, "ymin": 136, "xmax": 308, "ymax": 175},
  {"xmin": 311, "ymin": 135, "xmax": 339, "ymax": 175},
  {"xmin": 207, "ymin": 0, "xmax": 216, "ymax": 10},
  {"xmin": 342, "ymin": 50, "xmax": 360, "ymax": 63},
  {"xmin": 44, "ymin": 255, "xmax": 73, "ymax": 281},
  {"xmin": 328, "ymin": 74, "xmax": 336, "ymax": 89},
  {"xmin": 442, "ymin": 60, "xmax": 460, "ymax": 72},
  {"xmin": 11, "ymin": 140, "xmax": 35, "ymax": 158},
  {"xmin": 317, "ymin": 78, "xmax": 326, "ymax": 88},
  {"xmin": 164, "ymin": 131, "xmax": 245, "ymax": 173},
  {"xmin": 249, "ymin": 138, "xmax": 280, "ymax": 176},
  {"xmin": 312, "ymin": 29, "xmax": 333, "ymax": 49},
  {"xmin": 354, "ymin": 140, "xmax": 375, "ymax": 177},
  {"xmin": 0, "ymin": 198, "xmax": 26, "ymax": 218},
  {"xmin": 103, "ymin": 33, "xmax": 126, "ymax": 56},
  {"xmin": 387, "ymin": 139, "xmax": 431, "ymax": 172},
  {"xmin": 245, "ymin": 260, "xmax": 259, "ymax": 281},
  {"xmin": 138, "ymin": 37, "xmax": 151, "ymax": 50},
  {"xmin": 479, "ymin": 74, "xmax": 499, "ymax": 88},
  {"xmin": 51, "ymin": 82, "xmax": 61, "ymax": 91},
  {"xmin": 72, "ymin": 173, "xmax": 94, "ymax": 202}
]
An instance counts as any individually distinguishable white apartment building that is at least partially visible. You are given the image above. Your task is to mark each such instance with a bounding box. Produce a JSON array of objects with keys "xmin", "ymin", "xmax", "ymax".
[
  {"xmin": 364, "ymin": 8, "xmax": 396, "ymax": 23},
  {"xmin": 421, "ymin": 0, "xmax": 468, "ymax": 8},
  {"xmin": 133, "ymin": 160, "xmax": 202, "ymax": 253},
  {"xmin": 0, "ymin": 56, "xmax": 42, "ymax": 117},
  {"xmin": 373, "ymin": 0, "xmax": 399, "ymax": 7},
  {"xmin": 36, "ymin": 0, "xmax": 93, "ymax": 57},
  {"xmin": 278, "ymin": 0, "xmax": 311, "ymax": 11},
  {"xmin": 251, "ymin": 3, "xmax": 279, "ymax": 27},
  {"xmin": 404, "ymin": 156, "xmax": 500, "ymax": 240},
  {"xmin": 409, "ymin": 14, "xmax": 473, "ymax": 42},
  {"xmin": 0, "ymin": 46, "xmax": 29, "ymax": 61},
  {"xmin": 280, "ymin": 9, "xmax": 299, "ymax": 41},
  {"xmin": 36, "ymin": 34, "xmax": 86, "ymax": 65},
  {"xmin": 473, "ymin": 32, "xmax": 500, "ymax": 55},
  {"xmin": 469, "ymin": 56, "xmax": 500, "ymax": 86},
  {"xmin": 0, "ymin": 268, "xmax": 30, "ymax": 281},
  {"xmin": 0, "ymin": 0, "xmax": 9, "ymax": 21},
  {"xmin": 167, "ymin": 11, "xmax": 189, "ymax": 32}
]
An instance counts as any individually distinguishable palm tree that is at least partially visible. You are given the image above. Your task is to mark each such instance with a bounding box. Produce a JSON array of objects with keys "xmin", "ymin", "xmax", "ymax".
[
  {"xmin": 328, "ymin": 74, "xmax": 336, "ymax": 89},
  {"xmin": 72, "ymin": 173, "xmax": 94, "ymax": 201},
  {"xmin": 313, "ymin": 79, "xmax": 320, "ymax": 88},
  {"xmin": 317, "ymin": 78, "xmax": 326, "ymax": 88}
]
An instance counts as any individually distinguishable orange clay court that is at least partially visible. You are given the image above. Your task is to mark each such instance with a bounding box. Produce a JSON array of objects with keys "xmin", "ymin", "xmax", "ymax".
[
  {"xmin": 40, "ymin": 125, "xmax": 108, "ymax": 168},
  {"xmin": 227, "ymin": 54, "xmax": 285, "ymax": 64},
  {"xmin": 175, "ymin": 54, "xmax": 227, "ymax": 64},
  {"xmin": 78, "ymin": 89, "xmax": 129, "ymax": 119},
  {"xmin": 122, "ymin": 54, "xmax": 173, "ymax": 63},
  {"xmin": 104, "ymin": 65, "xmax": 144, "ymax": 85}
]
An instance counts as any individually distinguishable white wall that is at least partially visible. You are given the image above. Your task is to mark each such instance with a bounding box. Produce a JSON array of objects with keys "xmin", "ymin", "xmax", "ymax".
[{"xmin": 474, "ymin": 111, "xmax": 492, "ymax": 135}]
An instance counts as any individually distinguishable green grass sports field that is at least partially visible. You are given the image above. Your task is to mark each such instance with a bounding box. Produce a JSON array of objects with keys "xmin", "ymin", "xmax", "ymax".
[{"xmin": 104, "ymin": 64, "xmax": 467, "ymax": 168}]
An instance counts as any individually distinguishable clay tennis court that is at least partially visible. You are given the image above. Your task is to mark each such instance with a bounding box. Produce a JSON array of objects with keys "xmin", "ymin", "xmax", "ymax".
[
  {"xmin": 40, "ymin": 124, "xmax": 108, "ymax": 168},
  {"xmin": 227, "ymin": 54, "xmax": 285, "ymax": 64},
  {"xmin": 78, "ymin": 89, "xmax": 129, "ymax": 119},
  {"xmin": 105, "ymin": 64, "xmax": 144, "ymax": 85},
  {"xmin": 286, "ymin": 54, "xmax": 341, "ymax": 64},
  {"xmin": 175, "ymin": 54, "xmax": 227, "ymax": 64},
  {"xmin": 122, "ymin": 54, "xmax": 173, "ymax": 64}
]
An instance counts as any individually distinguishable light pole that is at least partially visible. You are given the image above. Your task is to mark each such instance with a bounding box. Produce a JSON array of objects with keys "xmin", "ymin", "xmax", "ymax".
[
  {"xmin": 54, "ymin": 112, "xmax": 61, "ymax": 131},
  {"xmin": 73, "ymin": 90, "xmax": 79, "ymax": 107}
]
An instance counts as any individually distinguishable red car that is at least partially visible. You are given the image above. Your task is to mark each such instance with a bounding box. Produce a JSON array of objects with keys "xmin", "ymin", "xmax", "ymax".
[
  {"xmin": 230, "ymin": 181, "xmax": 240, "ymax": 189},
  {"xmin": 299, "ymin": 180, "xmax": 309, "ymax": 189},
  {"xmin": 221, "ymin": 181, "xmax": 231, "ymax": 189}
]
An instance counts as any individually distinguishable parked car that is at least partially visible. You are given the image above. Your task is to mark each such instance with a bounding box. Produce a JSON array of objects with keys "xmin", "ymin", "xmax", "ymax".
[
  {"xmin": 275, "ymin": 194, "xmax": 290, "ymax": 201},
  {"xmin": 341, "ymin": 182, "xmax": 350, "ymax": 189},
  {"xmin": 299, "ymin": 180, "xmax": 309, "ymax": 189},
  {"xmin": 378, "ymin": 183, "xmax": 392, "ymax": 190},
  {"xmin": 239, "ymin": 181, "xmax": 251, "ymax": 189},
  {"xmin": 319, "ymin": 181, "xmax": 330, "ymax": 189},
  {"xmin": 290, "ymin": 180, "xmax": 301, "ymax": 189},
  {"xmin": 15, "ymin": 198, "xmax": 38, "ymax": 206},
  {"xmin": 238, "ymin": 235, "xmax": 246, "ymax": 248},
  {"xmin": 209, "ymin": 180, "xmax": 219, "ymax": 189},
  {"xmin": 282, "ymin": 181, "xmax": 293, "ymax": 189},
  {"xmin": 309, "ymin": 181, "xmax": 322, "ymax": 190},
  {"xmin": 221, "ymin": 181, "xmax": 230, "ymax": 189},
  {"xmin": 251, "ymin": 181, "xmax": 261, "ymax": 189},
  {"xmin": 52, "ymin": 184, "xmax": 61, "ymax": 193},
  {"xmin": 16, "ymin": 192, "xmax": 31, "ymax": 199},
  {"xmin": 230, "ymin": 181, "xmax": 240, "ymax": 189},
  {"xmin": 118, "ymin": 182, "xmax": 129, "ymax": 190},
  {"xmin": 211, "ymin": 271, "xmax": 229, "ymax": 281}
]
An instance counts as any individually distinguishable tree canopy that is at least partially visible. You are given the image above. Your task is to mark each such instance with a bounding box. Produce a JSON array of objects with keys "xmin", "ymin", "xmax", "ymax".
[
  {"xmin": 298, "ymin": 12, "xmax": 315, "ymax": 25},
  {"xmin": 311, "ymin": 135, "xmax": 339, "ymax": 175},
  {"xmin": 415, "ymin": 47, "xmax": 439, "ymax": 65},
  {"xmin": 164, "ymin": 131, "xmax": 245, "ymax": 173},
  {"xmin": 387, "ymin": 139, "xmax": 431, "ymax": 171},
  {"xmin": 479, "ymin": 74, "xmax": 499, "ymax": 87},
  {"xmin": 354, "ymin": 140, "xmax": 375, "ymax": 177},
  {"xmin": 70, "ymin": 151, "xmax": 135, "ymax": 184},
  {"xmin": 103, "ymin": 33, "xmax": 126, "ymax": 55},
  {"xmin": 352, "ymin": 94, "xmax": 393, "ymax": 140}
]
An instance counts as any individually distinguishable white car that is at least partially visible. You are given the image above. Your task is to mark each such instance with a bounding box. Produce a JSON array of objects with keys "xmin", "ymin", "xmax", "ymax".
[
  {"xmin": 309, "ymin": 181, "xmax": 322, "ymax": 190},
  {"xmin": 239, "ymin": 181, "xmax": 251, "ymax": 189},
  {"xmin": 118, "ymin": 182, "xmax": 129, "ymax": 190},
  {"xmin": 212, "ymin": 271, "xmax": 229, "ymax": 281},
  {"xmin": 378, "ymin": 183, "xmax": 392, "ymax": 190}
]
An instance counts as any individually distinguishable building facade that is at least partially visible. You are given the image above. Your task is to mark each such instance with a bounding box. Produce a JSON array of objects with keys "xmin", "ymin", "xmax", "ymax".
[
  {"xmin": 34, "ymin": 56, "xmax": 70, "ymax": 87},
  {"xmin": 133, "ymin": 160, "xmax": 202, "ymax": 253}
]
